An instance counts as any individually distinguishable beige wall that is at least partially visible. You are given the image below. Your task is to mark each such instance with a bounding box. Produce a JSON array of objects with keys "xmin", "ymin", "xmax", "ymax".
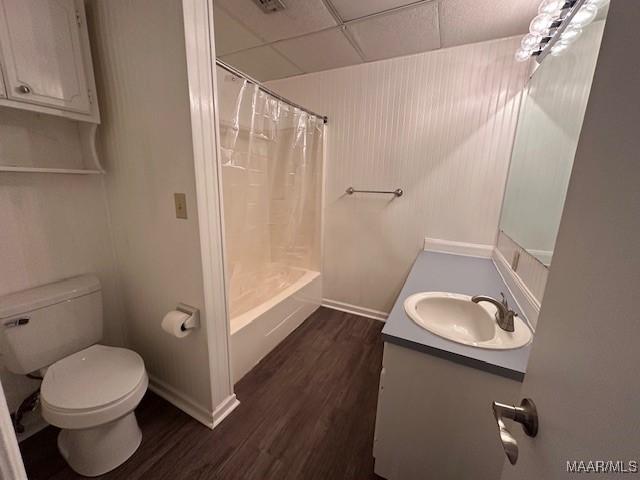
[
  {"xmin": 88, "ymin": 0, "xmax": 213, "ymax": 417},
  {"xmin": 268, "ymin": 36, "xmax": 529, "ymax": 315},
  {"xmin": 0, "ymin": 110, "xmax": 125, "ymax": 413}
]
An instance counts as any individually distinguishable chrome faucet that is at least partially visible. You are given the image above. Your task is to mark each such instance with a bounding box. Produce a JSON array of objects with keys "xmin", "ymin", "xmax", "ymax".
[{"xmin": 471, "ymin": 292, "xmax": 517, "ymax": 332}]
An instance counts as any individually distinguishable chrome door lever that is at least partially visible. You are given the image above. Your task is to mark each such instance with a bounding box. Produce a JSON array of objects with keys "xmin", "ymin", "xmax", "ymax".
[{"xmin": 492, "ymin": 398, "xmax": 538, "ymax": 465}]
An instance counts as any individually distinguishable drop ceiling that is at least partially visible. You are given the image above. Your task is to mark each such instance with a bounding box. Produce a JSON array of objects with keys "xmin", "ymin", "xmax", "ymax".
[{"xmin": 214, "ymin": 0, "xmax": 539, "ymax": 81}]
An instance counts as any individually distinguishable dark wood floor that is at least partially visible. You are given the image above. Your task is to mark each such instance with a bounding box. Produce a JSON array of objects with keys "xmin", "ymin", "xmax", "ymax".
[{"xmin": 20, "ymin": 307, "xmax": 385, "ymax": 479}]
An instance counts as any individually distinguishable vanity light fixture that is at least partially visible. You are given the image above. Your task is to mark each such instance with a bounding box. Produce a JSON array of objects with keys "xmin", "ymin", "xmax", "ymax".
[{"xmin": 515, "ymin": 0, "xmax": 609, "ymax": 63}]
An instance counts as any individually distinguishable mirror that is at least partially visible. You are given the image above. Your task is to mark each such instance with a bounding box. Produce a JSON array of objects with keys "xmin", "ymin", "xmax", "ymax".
[{"xmin": 500, "ymin": 12, "xmax": 608, "ymax": 267}]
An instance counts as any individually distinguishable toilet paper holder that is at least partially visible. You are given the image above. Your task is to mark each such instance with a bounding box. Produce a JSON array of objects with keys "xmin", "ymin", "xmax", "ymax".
[{"xmin": 176, "ymin": 303, "xmax": 200, "ymax": 331}]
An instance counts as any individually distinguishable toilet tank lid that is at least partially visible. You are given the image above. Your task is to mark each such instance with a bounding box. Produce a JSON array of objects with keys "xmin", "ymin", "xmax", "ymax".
[{"xmin": 0, "ymin": 275, "xmax": 101, "ymax": 319}]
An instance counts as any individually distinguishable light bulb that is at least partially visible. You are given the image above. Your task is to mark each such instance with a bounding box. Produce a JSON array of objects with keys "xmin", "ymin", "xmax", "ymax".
[
  {"xmin": 530, "ymin": 13, "xmax": 554, "ymax": 35},
  {"xmin": 515, "ymin": 49, "xmax": 532, "ymax": 62},
  {"xmin": 571, "ymin": 4, "xmax": 598, "ymax": 27},
  {"xmin": 586, "ymin": 0, "xmax": 609, "ymax": 9},
  {"xmin": 521, "ymin": 33, "xmax": 542, "ymax": 50},
  {"xmin": 560, "ymin": 26, "xmax": 582, "ymax": 44},
  {"xmin": 550, "ymin": 43, "xmax": 569, "ymax": 56},
  {"xmin": 538, "ymin": 0, "xmax": 564, "ymax": 15}
]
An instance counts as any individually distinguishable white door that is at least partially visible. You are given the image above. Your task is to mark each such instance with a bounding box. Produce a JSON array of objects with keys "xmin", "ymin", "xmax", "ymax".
[
  {"xmin": 499, "ymin": 2, "xmax": 640, "ymax": 478},
  {"xmin": 0, "ymin": 0, "xmax": 90, "ymax": 113}
]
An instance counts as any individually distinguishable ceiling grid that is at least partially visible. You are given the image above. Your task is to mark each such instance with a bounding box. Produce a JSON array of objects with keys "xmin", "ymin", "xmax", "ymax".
[{"xmin": 214, "ymin": 0, "xmax": 538, "ymax": 81}]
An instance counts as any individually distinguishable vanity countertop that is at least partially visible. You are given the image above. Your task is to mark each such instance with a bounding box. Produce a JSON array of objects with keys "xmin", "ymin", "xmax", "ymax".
[{"xmin": 382, "ymin": 251, "xmax": 533, "ymax": 381}]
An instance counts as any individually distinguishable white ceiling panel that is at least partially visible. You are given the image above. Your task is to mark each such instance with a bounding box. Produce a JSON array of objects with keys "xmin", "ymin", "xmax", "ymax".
[
  {"xmin": 274, "ymin": 29, "xmax": 363, "ymax": 74},
  {"xmin": 215, "ymin": 0, "xmax": 337, "ymax": 43},
  {"xmin": 347, "ymin": 2, "xmax": 440, "ymax": 62},
  {"xmin": 329, "ymin": 0, "xmax": 420, "ymax": 22},
  {"xmin": 439, "ymin": 0, "xmax": 538, "ymax": 48},
  {"xmin": 221, "ymin": 46, "xmax": 303, "ymax": 82},
  {"xmin": 213, "ymin": 5, "xmax": 265, "ymax": 56}
]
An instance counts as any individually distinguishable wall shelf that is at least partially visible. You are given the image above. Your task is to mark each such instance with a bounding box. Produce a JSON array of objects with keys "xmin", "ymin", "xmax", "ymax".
[
  {"xmin": 0, "ymin": 123, "xmax": 104, "ymax": 175},
  {"xmin": 0, "ymin": 166, "xmax": 103, "ymax": 175}
]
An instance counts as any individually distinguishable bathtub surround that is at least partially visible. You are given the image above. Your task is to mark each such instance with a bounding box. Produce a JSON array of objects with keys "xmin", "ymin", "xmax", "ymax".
[
  {"xmin": 216, "ymin": 70, "xmax": 324, "ymax": 318},
  {"xmin": 230, "ymin": 272, "xmax": 322, "ymax": 381},
  {"xmin": 267, "ymin": 36, "xmax": 529, "ymax": 315},
  {"xmin": 215, "ymin": 64, "xmax": 324, "ymax": 381}
]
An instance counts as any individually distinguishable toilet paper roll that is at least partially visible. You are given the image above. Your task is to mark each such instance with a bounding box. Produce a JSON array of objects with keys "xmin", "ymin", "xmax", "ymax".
[{"xmin": 161, "ymin": 310, "xmax": 192, "ymax": 338}]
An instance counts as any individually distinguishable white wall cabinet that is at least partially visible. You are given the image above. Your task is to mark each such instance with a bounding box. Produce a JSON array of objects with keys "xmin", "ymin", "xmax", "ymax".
[{"xmin": 0, "ymin": 0, "xmax": 99, "ymax": 122}]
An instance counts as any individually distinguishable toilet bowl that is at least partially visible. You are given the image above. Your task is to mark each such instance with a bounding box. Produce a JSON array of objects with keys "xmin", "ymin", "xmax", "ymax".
[
  {"xmin": 0, "ymin": 275, "xmax": 149, "ymax": 476},
  {"xmin": 41, "ymin": 344, "xmax": 148, "ymax": 477}
]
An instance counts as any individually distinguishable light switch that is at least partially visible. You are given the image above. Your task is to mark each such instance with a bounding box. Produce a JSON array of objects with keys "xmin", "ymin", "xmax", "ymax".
[
  {"xmin": 174, "ymin": 193, "xmax": 187, "ymax": 219},
  {"xmin": 511, "ymin": 250, "xmax": 520, "ymax": 271}
]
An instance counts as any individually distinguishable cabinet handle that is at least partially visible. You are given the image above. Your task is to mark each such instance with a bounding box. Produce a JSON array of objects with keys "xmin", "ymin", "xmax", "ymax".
[{"xmin": 17, "ymin": 85, "xmax": 31, "ymax": 94}]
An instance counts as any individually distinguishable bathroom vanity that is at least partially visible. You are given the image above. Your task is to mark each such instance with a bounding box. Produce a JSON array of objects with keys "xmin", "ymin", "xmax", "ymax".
[{"xmin": 373, "ymin": 251, "xmax": 533, "ymax": 480}]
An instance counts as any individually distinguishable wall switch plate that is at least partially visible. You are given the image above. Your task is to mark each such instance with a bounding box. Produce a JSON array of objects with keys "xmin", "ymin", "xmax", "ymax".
[
  {"xmin": 511, "ymin": 250, "xmax": 521, "ymax": 271},
  {"xmin": 174, "ymin": 193, "xmax": 187, "ymax": 219}
]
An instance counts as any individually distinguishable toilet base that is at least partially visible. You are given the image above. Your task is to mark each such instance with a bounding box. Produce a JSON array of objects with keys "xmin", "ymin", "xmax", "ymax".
[{"xmin": 57, "ymin": 411, "xmax": 142, "ymax": 477}]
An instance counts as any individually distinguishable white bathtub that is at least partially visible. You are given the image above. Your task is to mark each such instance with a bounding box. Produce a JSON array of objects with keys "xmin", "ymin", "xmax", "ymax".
[{"xmin": 230, "ymin": 268, "xmax": 321, "ymax": 382}]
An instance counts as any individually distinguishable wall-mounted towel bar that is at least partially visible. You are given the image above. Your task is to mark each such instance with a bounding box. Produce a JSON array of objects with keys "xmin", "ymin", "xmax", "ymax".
[{"xmin": 345, "ymin": 187, "xmax": 403, "ymax": 197}]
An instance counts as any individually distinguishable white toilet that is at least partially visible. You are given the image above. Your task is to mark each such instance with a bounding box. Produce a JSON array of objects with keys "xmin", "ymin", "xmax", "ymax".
[{"xmin": 0, "ymin": 275, "xmax": 148, "ymax": 477}]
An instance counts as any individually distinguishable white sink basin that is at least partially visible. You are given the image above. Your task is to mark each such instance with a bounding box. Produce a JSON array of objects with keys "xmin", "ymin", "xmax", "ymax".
[{"xmin": 404, "ymin": 292, "xmax": 532, "ymax": 350}]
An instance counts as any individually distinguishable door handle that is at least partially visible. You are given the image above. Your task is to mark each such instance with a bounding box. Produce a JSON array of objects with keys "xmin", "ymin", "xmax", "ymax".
[{"xmin": 492, "ymin": 398, "xmax": 538, "ymax": 465}]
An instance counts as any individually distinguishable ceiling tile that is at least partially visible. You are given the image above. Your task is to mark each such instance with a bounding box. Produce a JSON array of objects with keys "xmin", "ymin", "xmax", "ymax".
[
  {"xmin": 329, "ymin": 0, "xmax": 419, "ymax": 22},
  {"xmin": 221, "ymin": 46, "xmax": 303, "ymax": 82},
  {"xmin": 439, "ymin": 0, "xmax": 539, "ymax": 48},
  {"xmin": 213, "ymin": 5, "xmax": 265, "ymax": 56},
  {"xmin": 347, "ymin": 3, "xmax": 440, "ymax": 62},
  {"xmin": 274, "ymin": 29, "xmax": 363, "ymax": 74},
  {"xmin": 215, "ymin": 0, "xmax": 337, "ymax": 43}
]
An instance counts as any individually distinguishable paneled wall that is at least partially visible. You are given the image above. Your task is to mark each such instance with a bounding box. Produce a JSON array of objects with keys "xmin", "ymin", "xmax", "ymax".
[
  {"xmin": 88, "ymin": 0, "xmax": 214, "ymax": 420},
  {"xmin": 495, "ymin": 231, "xmax": 548, "ymax": 328},
  {"xmin": 0, "ymin": 111, "xmax": 124, "ymax": 418},
  {"xmin": 268, "ymin": 36, "xmax": 529, "ymax": 315}
]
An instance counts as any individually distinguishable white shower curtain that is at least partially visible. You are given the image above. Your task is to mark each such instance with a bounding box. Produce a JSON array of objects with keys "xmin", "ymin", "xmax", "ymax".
[{"xmin": 216, "ymin": 66, "xmax": 323, "ymax": 318}]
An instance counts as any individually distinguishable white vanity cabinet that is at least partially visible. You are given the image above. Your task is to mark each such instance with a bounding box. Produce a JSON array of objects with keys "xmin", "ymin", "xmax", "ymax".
[
  {"xmin": 0, "ymin": 0, "xmax": 99, "ymax": 122},
  {"xmin": 373, "ymin": 342, "xmax": 523, "ymax": 480}
]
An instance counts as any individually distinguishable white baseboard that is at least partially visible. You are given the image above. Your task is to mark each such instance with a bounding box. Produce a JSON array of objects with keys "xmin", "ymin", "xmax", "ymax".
[
  {"xmin": 148, "ymin": 375, "xmax": 238, "ymax": 430},
  {"xmin": 423, "ymin": 237, "xmax": 494, "ymax": 258},
  {"xmin": 211, "ymin": 394, "xmax": 240, "ymax": 429},
  {"xmin": 322, "ymin": 298, "xmax": 388, "ymax": 322},
  {"xmin": 492, "ymin": 248, "xmax": 540, "ymax": 330}
]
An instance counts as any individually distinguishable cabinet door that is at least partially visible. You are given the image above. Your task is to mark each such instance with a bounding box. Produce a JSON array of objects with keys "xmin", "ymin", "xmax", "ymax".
[{"xmin": 0, "ymin": 0, "xmax": 90, "ymax": 113}]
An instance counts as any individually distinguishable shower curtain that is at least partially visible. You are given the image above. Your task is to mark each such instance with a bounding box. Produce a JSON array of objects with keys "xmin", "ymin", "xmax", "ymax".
[{"xmin": 216, "ymin": 66, "xmax": 323, "ymax": 318}]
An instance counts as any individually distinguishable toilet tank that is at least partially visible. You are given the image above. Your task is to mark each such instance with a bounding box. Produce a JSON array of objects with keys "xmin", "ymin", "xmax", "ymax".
[{"xmin": 0, "ymin": 275, "xmax": 103, "ymax": 374}]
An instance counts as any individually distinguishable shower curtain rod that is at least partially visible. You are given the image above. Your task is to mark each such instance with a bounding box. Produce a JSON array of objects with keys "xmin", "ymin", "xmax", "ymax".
[{"xmin": 215, "ymin": 59, "xmax": 328, "ymax": 124}]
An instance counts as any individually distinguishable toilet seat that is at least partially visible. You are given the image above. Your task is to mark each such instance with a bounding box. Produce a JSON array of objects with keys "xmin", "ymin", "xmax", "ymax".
[{"xmin": 41, "ymin": 344, "xmax": 148, "ymax": 430}]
